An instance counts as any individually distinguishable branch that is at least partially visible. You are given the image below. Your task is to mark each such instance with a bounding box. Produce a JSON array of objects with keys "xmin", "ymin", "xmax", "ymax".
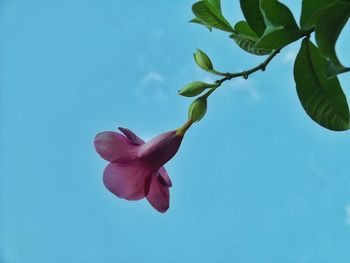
[
  {"xmin": 223, "ymin": 48, "xmax": 281, "ymax": 81},
  {"xmin": 202, "ymin": 48, "xmax": 281, "ymax": 99}
]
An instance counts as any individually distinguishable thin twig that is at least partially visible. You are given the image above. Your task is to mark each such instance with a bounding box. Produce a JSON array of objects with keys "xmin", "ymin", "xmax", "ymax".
[
  {"xmin": 201, "ymin": 49, "xmax": 281, "ymax": 99},
  {"xmin": 216, "ymin": 49, "xmax": 281, "ymax": 85}
]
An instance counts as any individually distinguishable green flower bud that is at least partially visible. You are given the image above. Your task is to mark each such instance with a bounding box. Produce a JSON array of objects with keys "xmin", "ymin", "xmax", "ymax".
[
  {"xmin": 194, "ymin": 49, "xmax": 213, "ymax": 71},
  {"xmin": 178, "ymin": 81, "xmax": 217, "ymax": 97},
  {"xmin": 188, "ymin": 97, "xmax": 207, "ymax": 122}
]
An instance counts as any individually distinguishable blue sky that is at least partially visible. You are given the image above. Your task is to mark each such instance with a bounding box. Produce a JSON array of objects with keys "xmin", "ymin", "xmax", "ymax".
[{"xmin": 1, "ymin": 0, "xmax": 350, "ymax": 262}]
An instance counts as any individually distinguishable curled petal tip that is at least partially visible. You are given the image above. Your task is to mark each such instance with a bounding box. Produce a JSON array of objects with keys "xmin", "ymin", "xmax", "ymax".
[
  {"xmin": 118, "ymin": 127, "xmax": 145, "ymax": 145},
  {"xmin": 158, "ymin": 167, "xmax": 172, "ymax": 187},
  {"xmin": 147, "ymin": 175, "xmax": 170, "ymax": 213}
]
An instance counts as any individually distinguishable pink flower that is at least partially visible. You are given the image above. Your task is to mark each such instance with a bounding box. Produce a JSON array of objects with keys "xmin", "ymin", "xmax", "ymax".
[{"xmin": 94, "ymin": 124, "xmax": 190, "ymax": 213}]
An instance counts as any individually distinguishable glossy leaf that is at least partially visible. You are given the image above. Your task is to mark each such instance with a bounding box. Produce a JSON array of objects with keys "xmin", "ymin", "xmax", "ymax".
[
  {"xmin": 255, "ymin": 27, "xmax": 303, "ymax": 50},
  {"xmin": 315, "ymin": 2, "xmax": 350, "ymax": 77},
  {"xmin": 234, "ymin": 20, "xmax": 258, "ymax": 37},
  {"xmin": 192, "ymin": 1, "xmax": 234, "ymax": 32},
  {"xmin": 230, "ymin": 21, "xmax": 271, "ymax": 56},
  {"xmin": 325, "ymin": 60, "xmax": 350, "ymax": 79},
  {"xmin": 239, "ymin": 0, "xmax": 266, "ymax": 36},
  {"xmin": 300, "ymin": 0, "xmax": 335, "ymax": 30},
  {"xmin": 294, "ymin": 39, "xmax": 349, "ymax": 131},
  {"xmin": 206, "ymin": 0, "xmax": 221, "ymax": 11},
  {"xmin": 256, "ymin": 0, "xmax": 303, "ymax": 49},
  {"xmin": 190, "ymin": 17, "xmax": 213, "ymax": 31},
  {"xmin": 190, "ymin": 0, "xmax": 222, "ymax": 31}
]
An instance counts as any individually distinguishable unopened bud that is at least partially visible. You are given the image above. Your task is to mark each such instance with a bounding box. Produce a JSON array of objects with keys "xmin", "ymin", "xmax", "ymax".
[
  {"xmin": 194, "ymin": 49, "xmax": 213, "ymax": 71},
  {"xmin": 178, "ymin": 81, "xmax": 217, "ymax": 97},
  {"xmin": 188, "ymin": 97, "xmax": 207, "ymax": 122}
]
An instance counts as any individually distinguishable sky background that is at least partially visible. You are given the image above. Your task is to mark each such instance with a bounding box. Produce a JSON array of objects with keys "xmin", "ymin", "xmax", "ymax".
[{"xmin": 1, "ymin": 0, "xmax": 350, "ymax": 262}]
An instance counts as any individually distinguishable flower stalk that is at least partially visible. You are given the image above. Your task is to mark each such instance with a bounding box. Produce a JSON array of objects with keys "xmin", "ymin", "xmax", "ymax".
[{"xmin": 176, "ymin": 118, "xmax": 194, "ymax": 136}]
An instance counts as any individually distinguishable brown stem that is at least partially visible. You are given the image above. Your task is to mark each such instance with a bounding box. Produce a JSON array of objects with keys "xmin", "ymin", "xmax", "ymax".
[{"xmin": 216, "ymin": 48, "xmax": 281, "ymax": 85}]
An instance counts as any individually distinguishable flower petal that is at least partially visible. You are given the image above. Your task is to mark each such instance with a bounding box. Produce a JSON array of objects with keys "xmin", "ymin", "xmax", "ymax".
[
  {"xmin": 146, "ymin": 174, "xmax": 170, "ymax": 213},
  {"xmin": 140, "ymin": 131, "xmax": 183, "ymax": 169},
  {"xmin": 118, "ymin": 127, "xmax": 145, "ymax": 145},
  {"xmin": 94, "ymin": 131, "xmax": 139, "ymax": 162},
  {"xmin": 158, "ymin": 167, "xmax": 172, "ymax": 187},
  {"xmin": 103, "ymin": 161, "xmax": 152, "ymax": 200}
]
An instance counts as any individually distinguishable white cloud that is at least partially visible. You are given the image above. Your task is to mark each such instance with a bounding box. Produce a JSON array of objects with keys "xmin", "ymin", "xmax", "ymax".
[
  {"xmin": 283, "ymin": 49, "xmax": 298, "ymax": 64},
  {"xmin": 229, "ymin": 78, "xmax": 260, "ymax": 101},
  {"xmin": 346, "ymin": 205, "xmax": 350, "ymax": 225},
  {"xmin": 133, "ymin": 71, "xmax": 168, "ymax": 101},
  {"xmin": 140, "ymin": 71, "xmax": 165, "ymax": 86}
]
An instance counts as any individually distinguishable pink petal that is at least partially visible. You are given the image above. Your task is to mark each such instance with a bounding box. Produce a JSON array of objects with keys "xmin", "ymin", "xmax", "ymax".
[
  {"xmin": 140, "ymin": 131, "xmax": 183, "ymax": 169},
  {"xmin": 118, "ymin": 127, "xmax": 145, "ymax": 145},
  {"xmin": 103, "ymin": 161, "xmax": 152, "ymax": 200},
  {"xmin": 146, "ymin": 174, "xmax": 170, "ymax": 213},
  {"xmin": 94, "ymin": 131, "xmax": 139, "ymax": 162},
  {"xmin": 158, "ymin": 167, "xmax": 172, "ymax": 187}
]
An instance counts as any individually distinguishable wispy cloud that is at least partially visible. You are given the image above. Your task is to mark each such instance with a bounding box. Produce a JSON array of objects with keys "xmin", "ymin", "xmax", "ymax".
[
  {"xmin": 133, "ymin": 71, "xmax": 168, "ymax": 101},
  {"xmin": 229, "ymin": 78, "xmax": 260, "ymax": 101},
  {"xmin": 283, "ymin": 49, "xmax": 298, "ymax": 64},
  {"xmin": 346, "ymin": 205, "xmax": 350, "ymax": 225},
  {"xmin": 140, "ymin": 71, "xmax": 165, "ymax": 86}
]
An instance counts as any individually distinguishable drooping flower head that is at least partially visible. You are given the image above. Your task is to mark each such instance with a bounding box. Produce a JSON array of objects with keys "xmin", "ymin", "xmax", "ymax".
[{"xmin": 94, "ymin": 120, "xmax": 192, "ymax": 213}]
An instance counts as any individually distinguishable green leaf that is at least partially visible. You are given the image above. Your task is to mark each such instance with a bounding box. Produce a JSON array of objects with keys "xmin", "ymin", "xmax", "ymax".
[
  {"xmin": 255, "ymin": 0, "xmax": 304, "ymax": 49},
  {"xmin": 230, "ymin": 21, "xmax": 272, "ymax": 56},
  {"xmin": 293, "ymin": 39, "xmax": 349, "ymax": 131},
  {"xmin": 325, "ymin": 60, "xmax": 350, "ymax": 79},
  {"xmin": 315, "ymin": 2, "xmax": 350, "ymax": 77},
  {"xmin": 190, "ymin": 17, "xmax": 213, "ymax": 31},
  {"xmin": 234, "ymin": 20, "xmax": 258, "ymax": 38},
  {"xmin": 205, "ymin": 0, "xmax": 221, "ymax": 11},
  {"xmin": 300, "ymin": 0, "xmax": 335, "ymax": 30},
  {"xmin": 191, "ymin": 0, "xmax": 222, "ymax": 30},
  {"xmin": 192, "ymin": 1, "xmax": 234, "ymax": 32},
  {"xmin": 260, "ymin": 0, "xmax": 299, "ymax": 29},
  {"xmin": 255, "ymin": 27, "xmax": 303, "ymax": 50},
  {"xmin": 239, "ymin": 0, "xmax": 266, "ymax": 36}
]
